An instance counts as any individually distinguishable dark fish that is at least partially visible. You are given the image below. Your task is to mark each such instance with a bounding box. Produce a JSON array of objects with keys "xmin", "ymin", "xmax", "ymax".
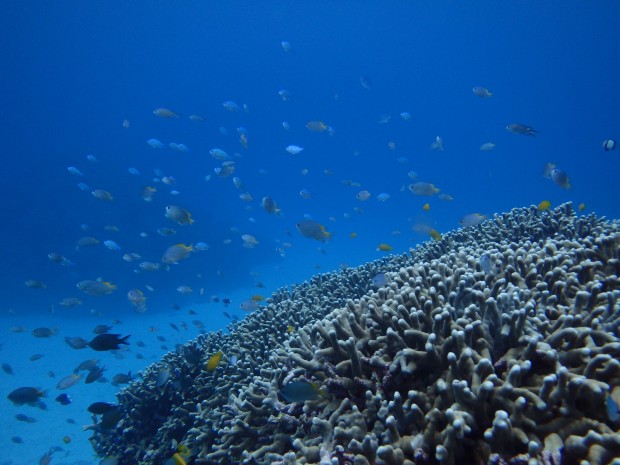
[
  {"xmin": 32, "ymin": 327, "xmax": 58, "ymax": 338},
  {"xmin": 93, "ymin": 324, "xmax": 113, "ymax": 335},
  {"xmin": 112, "ymin": 371, "xmax": 133, "ymax": 385},
  {"xmin": 136, "ymin": 341, "xmax": 146, "ymax": 347},
  {"xmin": 7, "ymin": 387, "xmax": 46, "ymax": 406},
  {"xmin": 39, "ymin": 447, "xmax": 55, "ymax": 465},
  {"xmin": 280, "ymin": 380, "xmax": 321, "ymax": 403},
  {"xmin": 2, "ymin": 363, "xmax": 14, "ymax": 374},
  {"xmin": 87, "ymin": 334, "xmax": 130, "ymax": 351},
  {"xmin": 156, "ymin": 335, "xmax": 166, "ymax": 342},
  {"xmin": 65, "ymin": 336, "xmax": 89, "ymax": 349},
  {"xmin": 87, "ymin": 401, "xmax": 117, "ymax": 415},
  {"xmin": 85, "ymin": 365, "xmax": 106, "ymax": 384},
  {"xmin": 15, "ymin": 413, "xmax": 37, "ymax": 423},
  {"xmin": 223, "ymin": 312, "xmax": 232, "ymax": 320},
  {"xmin": 29, "ymin": 354, "xmax": 44, "ymax": 361},
  {"xmin": 223, "ymin": 298, "xmax": 231, "ymax": 306},
  {"xmin": 506, "ymin": 123, "xmax": 539, "ymax": 136},
  {"xmin": 92, "ymin": 406, "xmax": 123, "ymax": 430},
  {"xmin": 169, "ymin": 323, "xmax": 179, "ymax": 332},
  {"xmin": 11, "ymin": 436, "xmax": 23, "ymax": 444},
  {"xmin": 55, "ymin": 393, "xmax": 71, "ymax": 405}
]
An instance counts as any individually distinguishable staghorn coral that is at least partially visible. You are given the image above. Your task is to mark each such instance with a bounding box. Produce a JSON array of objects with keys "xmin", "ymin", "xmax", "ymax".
[{"xmin": 91, "ymin": 203, "xmax": 620, "ymax": 465}]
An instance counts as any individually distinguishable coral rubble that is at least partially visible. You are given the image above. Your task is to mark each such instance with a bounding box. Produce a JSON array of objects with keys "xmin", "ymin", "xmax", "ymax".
[{"xmin": 91, "ymin": 204, "xmax": 620, "ymax": 465}]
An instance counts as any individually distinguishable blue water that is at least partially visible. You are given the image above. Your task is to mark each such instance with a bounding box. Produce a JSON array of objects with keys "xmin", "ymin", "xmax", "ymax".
[{"xmin": 1, "ymin": 2, "xmax": 619, "ymax": 463}]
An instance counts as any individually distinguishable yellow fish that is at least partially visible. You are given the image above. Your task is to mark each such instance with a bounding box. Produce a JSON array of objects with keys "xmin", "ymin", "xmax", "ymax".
[
  {"xmin": 376, "ymin": 243, "xmax": 393, "ymax": 252},
  {"xmin": 578, "ymin": 203, "xmax": 586, "ymax": 212},
  {"xmin": 423, "ymin": 203, "xmax": 430, "ymax": 211},
  {"xmin": 428, "ymin": 229, "xmax": 442, "ymax": 241},
  {"xmin": 287, "ymin": 325, "xmax": 296, "ymax": 333},
  {"xmin": 171, "ymin": 453, "xmax": 187, "ymax": 465},
  {"xmin": 349, "ymin": 232, "xmax": 358, "ymax": 239},
  {"xmin": 205, "ymin": 351, "xmax": 223, "ymax": 371},
  {"xmin": 538, "ymin": 200, "xmax": 551, "ymax": 211},
  {"xmin": 251, "ymin": 295, "xmax": 264, "ymax": 302}
]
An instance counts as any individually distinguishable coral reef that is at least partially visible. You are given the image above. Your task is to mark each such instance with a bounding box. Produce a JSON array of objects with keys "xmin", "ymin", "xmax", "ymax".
[{"xmin": 91, "ymin": 203, "xmax": 620, "ymax": 465}]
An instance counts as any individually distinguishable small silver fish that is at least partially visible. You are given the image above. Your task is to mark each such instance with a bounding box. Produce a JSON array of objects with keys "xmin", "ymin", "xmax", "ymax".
[
  {"xmin": 479, "ymin": 253, "xmax": 493, "ymax": 274},
  {"xmin": 472, "ymin": 86, "xmax": 493, "ymax": 98},
  {"xmin": 459, "ymin": 213, "xmax": 487, "ymax": 227}
]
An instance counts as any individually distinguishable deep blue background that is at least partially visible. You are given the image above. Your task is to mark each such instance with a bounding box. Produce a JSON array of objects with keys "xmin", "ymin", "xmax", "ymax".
[{"xmin": 1, "ymin": 1, "xmax": 619, "ymax": 315}]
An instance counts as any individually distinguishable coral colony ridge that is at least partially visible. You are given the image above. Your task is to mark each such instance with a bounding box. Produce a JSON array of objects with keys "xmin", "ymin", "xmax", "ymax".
[{"xmin": 92, "ymin": 203, "xmax": 620, "ymax": 465}]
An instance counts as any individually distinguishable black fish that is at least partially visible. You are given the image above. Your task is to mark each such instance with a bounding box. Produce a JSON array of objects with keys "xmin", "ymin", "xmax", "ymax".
[
  {"xmin": 7, "ymin": 387, "xmax": 46, "ymax": 406},
  {"xmin": 85, "ymin": 365, "xmax": 106, "ymax": 384},
  {"xmin": 87, "ymin": 401, "xmax": 117, "ymax": 415},
  {"xmin": 98, "ymin": 406, "xmax": 122, "ymax": 430},
  {"xmin": 55, "ymin": 393, "xmax": 71, "ymax": 405},
  {"xmin": 87, "ymin": 334, "xmax": 130, "ymax": 351},
  {"xmin": 2, "ymin": 362, "xmax": 14, "ymax": 374}
]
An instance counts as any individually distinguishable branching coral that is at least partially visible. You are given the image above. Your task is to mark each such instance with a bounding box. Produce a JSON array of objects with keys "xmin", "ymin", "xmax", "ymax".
[{"xmin": 91, "ymin": 204, "xmax": 620, "ymax": 465}]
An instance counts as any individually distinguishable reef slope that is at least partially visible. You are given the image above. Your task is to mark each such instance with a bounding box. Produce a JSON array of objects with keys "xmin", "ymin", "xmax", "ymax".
[{"xmin": 91, "ymin": 204, "xmax": 620, "ymax": 465}]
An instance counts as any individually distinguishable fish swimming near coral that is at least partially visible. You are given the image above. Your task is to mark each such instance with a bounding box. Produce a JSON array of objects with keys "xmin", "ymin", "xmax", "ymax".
[
  {"xmin": 205, "ymin": 351, "xmax": 223, "ymax": 371},
  {"xmin": 280, "ymin": 380, "xmax": 323, "ymax": 403},
  {"xmin": 87, "ymin": 402, "xmax": 118, "ymax": 415}
]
